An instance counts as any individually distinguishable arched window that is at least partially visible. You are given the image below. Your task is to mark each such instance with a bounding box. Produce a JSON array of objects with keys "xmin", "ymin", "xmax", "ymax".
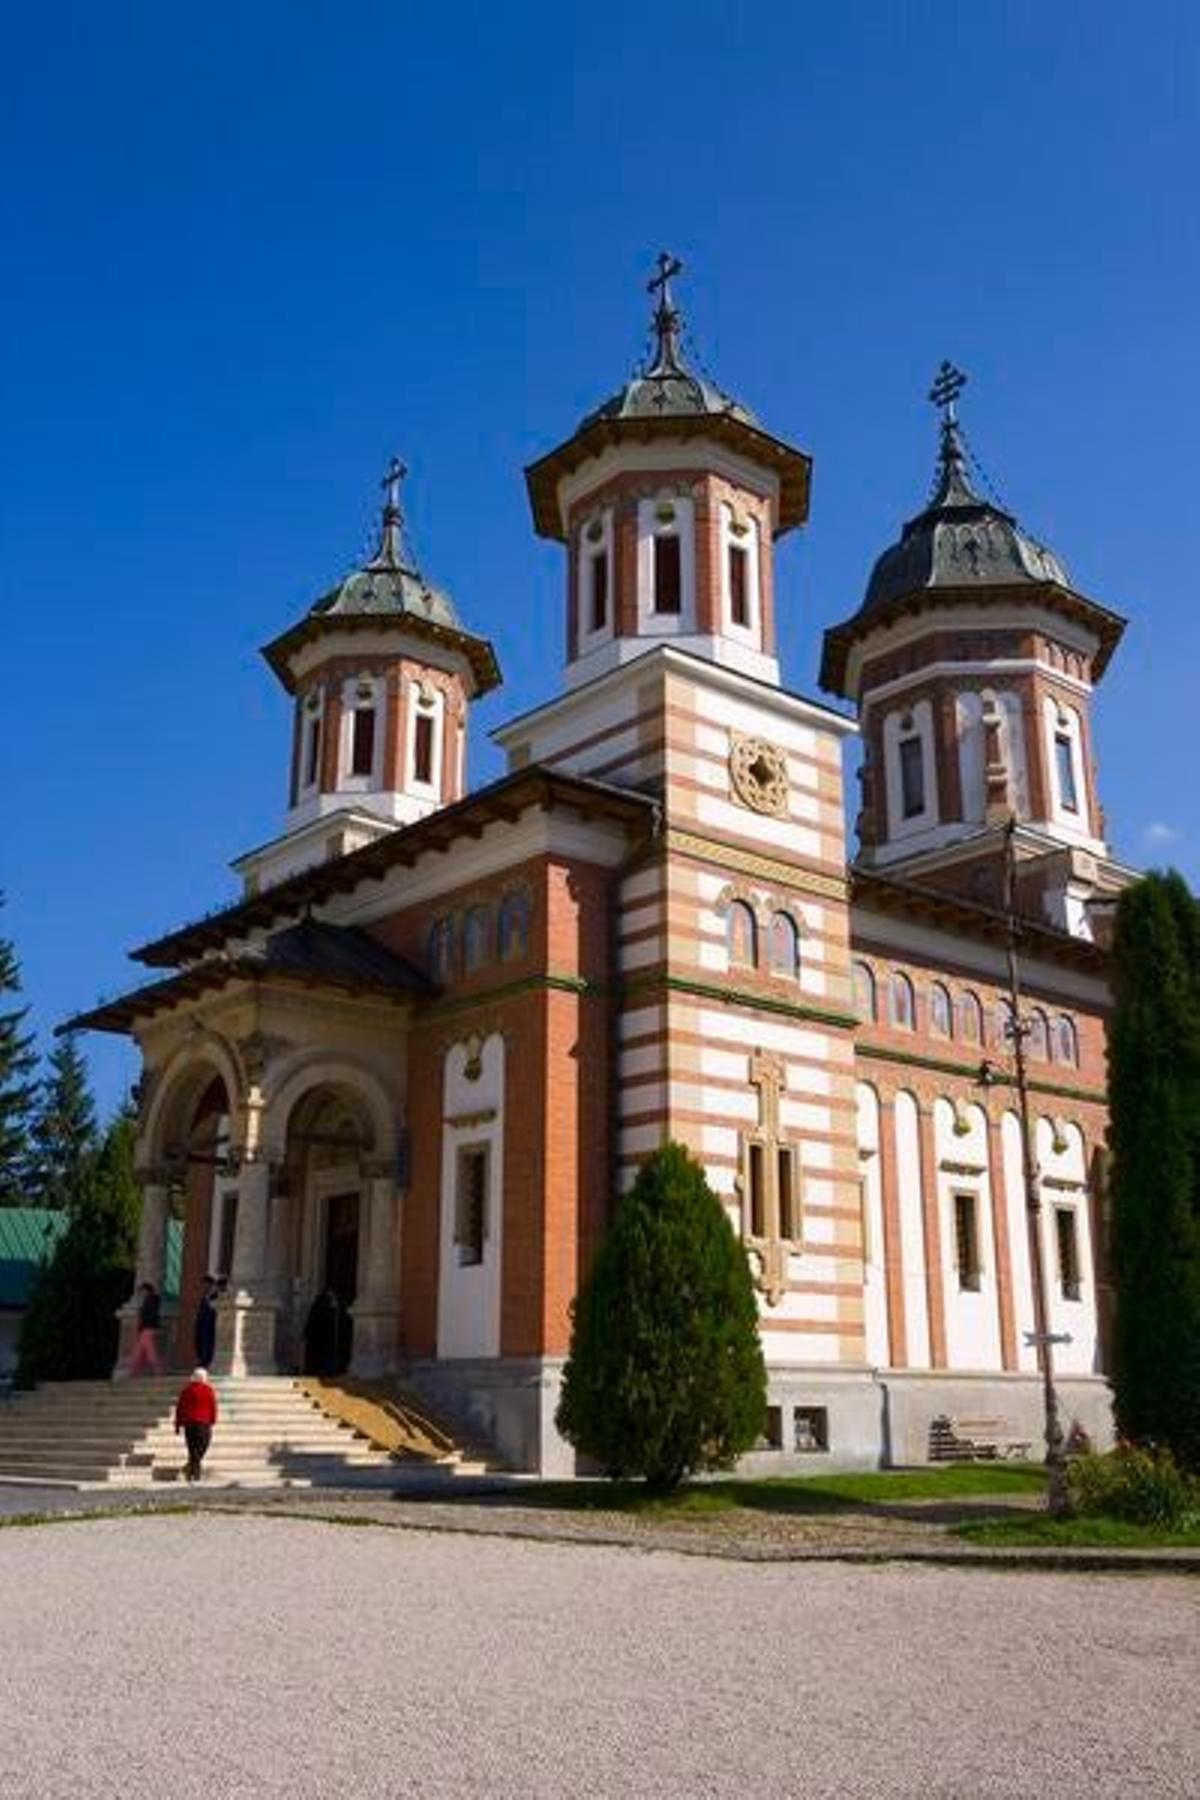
[
  {"xmin": 1028, "ymin": 1009, "xmax": 1049, "ymax": 1061},
  {"xmin": 959, "ymin": 991, "xmax": 984, "ymax": 1045},
  {"xmin": 727, "ymin": 901, "xmax": 757, "ymax": 970},
  {"xmin": 1056, "ymin": 1015, "xmax": 1079, "ymax": 1066},
  {"xmin": 428, "ymin": 916, "xmax": 454, "ymax": 985},
  {"xmin": 768, "ymin": 911, "xmax": 800, "ymax": 978},
  {"xmin": 890, "ymin": 971, "xmax": 915, "ymax": 1031},
  {"xmin": 463, "ymin": 905, "xmax": 492, "ymax": 974},
  {"xmin": 497, "ymin": 889, "xmax": 531, "ymax": 963},
  {"xmin": 930, "ymin": 983, "xmax": 953, "ymax": 1037},
  {"xmin": 853, "ymin": 960, "xmax": 876, "ymax": 1023},
  {"xmin": 996, "ymin": 999, "xmax": 1016, "ymax": 1049}
]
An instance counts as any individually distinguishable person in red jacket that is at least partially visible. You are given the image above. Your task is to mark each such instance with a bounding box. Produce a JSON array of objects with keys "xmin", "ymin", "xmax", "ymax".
[{"xmin": 175, "ymin": 1368, "xmax": 219, "ymax": 1482}]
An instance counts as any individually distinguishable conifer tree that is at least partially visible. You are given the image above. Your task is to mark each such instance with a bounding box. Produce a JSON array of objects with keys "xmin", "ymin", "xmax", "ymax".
[
  {"xmin": 16, "ymin": 1104, "xmax": 141, "ymax": 1383},
  {"xmin": 557, "ymin": 1140, "xmax": 767, "ymax": 1490},
  {"xmin": 0, "ymin": 896, "xmax": 37, "ymax": 1206},
  {"xmin": 1109, "ymin": 871, "xmax": 1200, "ymax": 1469},
  {"xmin": 26, "ymin": 1033, "xmax": 98, "ymax": 1211}
]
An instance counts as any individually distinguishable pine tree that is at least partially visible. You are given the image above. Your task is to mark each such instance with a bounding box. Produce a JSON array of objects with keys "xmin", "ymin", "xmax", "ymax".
[
  {"xmin": 26, "ymin": 1033, "xmax": 98, "ymax": 1210},
  {"xmin": 557, "ymin": 1140, "xmax": 767, "ymax": 1490},
  {"xmin": 16, "ymin": 1105, "xmax": 141, "ymax": 1383},
  {"xmin": 1109, "ymin": 871, "xmax": 1200, "ymax": 1469},
  {"xmin": 0, "ymin": 896, "xmax": 37, "ymax": 1205}
]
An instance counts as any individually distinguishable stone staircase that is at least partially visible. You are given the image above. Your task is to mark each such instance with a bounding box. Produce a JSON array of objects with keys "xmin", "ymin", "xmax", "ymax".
[{"xmin": 0, "ymin": 1377, "xmax": 491, "ymax": 1490}]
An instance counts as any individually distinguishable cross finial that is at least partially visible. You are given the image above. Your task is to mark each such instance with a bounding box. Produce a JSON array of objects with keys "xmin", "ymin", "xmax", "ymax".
[
  {"xmin": 381, "ymin": 455, "xmax": 407, "ymax": 519},
  {"xmin": 929, "ymin": 360, "xmax": 967, "ymax": 424},
  {"xmin": 646, "ymin": 251, "xmax": 685, "ymax": 374}
]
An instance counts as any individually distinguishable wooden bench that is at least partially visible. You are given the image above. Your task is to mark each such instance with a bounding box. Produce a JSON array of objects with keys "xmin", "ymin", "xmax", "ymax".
[{"xmin": 928, "ymin": 1413, "xmax": 1032, "ymax": 1463}]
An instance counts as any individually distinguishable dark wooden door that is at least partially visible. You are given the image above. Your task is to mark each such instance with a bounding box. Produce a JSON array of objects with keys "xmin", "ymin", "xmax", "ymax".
[{"xmin": 323, "ymin": 1192, "xmax": 359, "ymax": 1373}]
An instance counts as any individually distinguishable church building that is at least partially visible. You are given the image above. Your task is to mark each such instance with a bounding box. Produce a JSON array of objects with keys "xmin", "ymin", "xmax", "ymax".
[{"xmin": 71, "ymin": 261, "xmax": 1132, "ymax": 1472}]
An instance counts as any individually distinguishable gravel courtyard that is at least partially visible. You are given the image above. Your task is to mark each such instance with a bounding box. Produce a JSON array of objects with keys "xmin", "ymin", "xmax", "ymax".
[{"xmin": 0, "ymin": 1515, "xmax": 1196, "ymax": 1798}]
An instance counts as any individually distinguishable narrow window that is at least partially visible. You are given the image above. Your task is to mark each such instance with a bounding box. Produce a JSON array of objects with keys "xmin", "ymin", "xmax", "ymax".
[
  {"xmin": 728, "ymin": 542, "xmax": 749, "ymax": 628},
  {"xmin": 590, "ymin": 551, "xmax": 609, "ymax": 633},
  {"xmin": 350, "ymin": 707, "xmax": 376, "ymax": 777},
  {"xmin": 890, "ymin": 971, "xmax": 915, "ymax": 1031},
  {"xmin": 996, "ymin": 1000, "xmax": 1016, "ymax": 1049},
  {"xmin": 216, "ymin": 1191, "xmax": 238, "ymax": 1282},
  {"xmin": 498, "ymin": 890, "xmax": 531, "ymax": 962},
  {"xmin": 454, "ymin": 1145, "xmax": 488, "ymax": 1267},
  {"xmin": 1056, "ymin": 1208, "xmax": 1082, "ymax": 1301},
  {"xmin": 853, "ymin": 960, "xmax": 876, "ymax": 1022},
  {"xmin": 305, "ymin": 716, "xmax": 322, "ymax": 787},
  {"xmin": 899, "ymin": 735, "xmax": 925, "ymax": 818},
  {"xmin": 1029, "ymin": 1010, "xmax": 1049, "ymax": 1060},
  {"xmin": 727, "ymin": 901, "xmax": 757, "ymax": 970},
  {"xmin": 960, "ymin": 991, "xmax": 983, "ymax": 1044},
  {"xmin": 747, "ymin": 1142, "xmax": 765, "ymax": 1238},
  {"xmin": 464, "ymin": 905, "xmax": 492, "ymax": 973},
  {"xmin": 428, "ymin": 917, "xmax": 454, "ymax": 985},
  {"xmin": 760, "ymin": 1405, "xmax": 784, "ymax": 1451},
  {"xmin": 1055, "ymin": 733, "xmax": 1079, "ymax": 812},
  {"xmin": 653, "ymin": 533, "xmax": 682, "ymax": 614},
  {"xmin": 778, "ymin": 1146, "xmax": 800, "ymax": 1242},
  {"xmin": 768, "ymin": 912, "xmax": 800, "ymax": 978},
  {"xmin": 954, "ymin": 1192, "xmax": 982, "ymax": 1292},
  {"xmin": 1056, "ymin": 1016, "xmax": 1079, "ymax": 1066},
  {"xmin": 930, "ymin": 983, "xmax": 953, "ymax": 1037},
  {"xmin": 413, "ymin": 711, "xmax": 435, "ymax": 785}
]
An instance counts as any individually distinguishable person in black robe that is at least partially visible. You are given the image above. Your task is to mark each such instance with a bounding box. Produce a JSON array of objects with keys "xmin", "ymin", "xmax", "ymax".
[
  {"xmin": 303, "ymin": 1287, "xmax": 342, "ymax": 1377},
  {"xmin": 193, "ymin": 1275, "xmax": 218, "ymax": 1369}
]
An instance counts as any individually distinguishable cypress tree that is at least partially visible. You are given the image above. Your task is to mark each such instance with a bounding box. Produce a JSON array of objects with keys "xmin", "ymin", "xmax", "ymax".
[
  {"xmin": 0, "ymin": 897, "xmax": 37, "ymax": 1206},
  {"xmin": 26, "ymin": 1033, "xmax": 98, "ymax": 1211},
  {"xmin": 1108, "ymin": 871, "xmax": 1200, "ymax": 1469},
  {"xmin": 557, "ymin": 1140, "xmax": 767, "ymax": 1491},
  {"xmin": 16, "ymin": 1105, "xmax": 141, "ymax": 1383}
]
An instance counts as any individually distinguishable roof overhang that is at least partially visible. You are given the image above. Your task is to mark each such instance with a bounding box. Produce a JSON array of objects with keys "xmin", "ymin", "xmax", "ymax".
[
  {"xmin": 61, "ymin": 958, "xmax": 417, "ymax": 1040},
  {"xmin": 850, "ymin": 866, "xmax": 1108, "ymax": 973},
  {"xmin": 129, "ymin": 767, "xmax": 659, "ymax": 970},
  {"xmin": 525, "ymin": 412, "xmax": 811, "ymax": 542},
  {"xmin": 820, "ymin": 580, "xmax": 1128, "ymax": 699},
  {"xmin": 262, "ymin": 610, "xmax": 502, "ymax": 699}
]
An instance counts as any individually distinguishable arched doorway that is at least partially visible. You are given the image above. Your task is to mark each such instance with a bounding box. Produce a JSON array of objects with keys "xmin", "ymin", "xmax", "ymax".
[{"xmin": 278, "ymin": 1086, "xmax": 377, "ymax": 1376}]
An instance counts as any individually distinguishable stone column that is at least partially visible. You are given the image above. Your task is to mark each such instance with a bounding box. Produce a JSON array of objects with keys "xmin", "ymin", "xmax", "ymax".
[
  {"xmin": 212, "ymin": 1157, "xmax": 278, "ymax": 1377},
  {"xmin": 115, "ymin": 1179, "xmax": 170, "ymax": 1376},
  {"xmin": 350, "ymin": 1169, "xmax": 400, "ymax": 1377}
]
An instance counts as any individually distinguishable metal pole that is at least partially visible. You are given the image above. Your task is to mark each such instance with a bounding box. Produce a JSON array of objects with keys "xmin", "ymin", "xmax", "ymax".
[{"xmin": 1002, "ymin": 817, "xmax": 1070, "ymax": 1515}]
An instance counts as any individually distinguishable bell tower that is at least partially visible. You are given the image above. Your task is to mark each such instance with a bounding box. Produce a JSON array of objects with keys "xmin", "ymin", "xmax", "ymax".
[
  {"xmin": 524, "ymin": 255, "xmax": 811, "ymax": 692},
  {"xmin": 821, "ymin": 365, "xmax": 1130, "ymax": 936},
  {"xmin": 235, "ymin": 460, "xmax": 500, "ymax": 895}
]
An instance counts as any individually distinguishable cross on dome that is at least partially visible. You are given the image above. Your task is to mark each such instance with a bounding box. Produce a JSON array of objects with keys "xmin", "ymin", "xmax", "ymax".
[
  {"xmin": 371, "ymin": 454, "xmax": 412, "ymax": 571},
  {"xmin": 646, "ymin": 251, "xmax": 685, "ymax": 376}
]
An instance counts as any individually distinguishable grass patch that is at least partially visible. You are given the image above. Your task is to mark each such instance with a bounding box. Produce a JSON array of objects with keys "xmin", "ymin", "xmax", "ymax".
[
  {"xmin": 522, "ymin": 1463, "xmax": 1046, "ymax": 1517},
  {"xmin": 957, "ymin": 1514, "xmax": 1200, "ymax": 1551}
]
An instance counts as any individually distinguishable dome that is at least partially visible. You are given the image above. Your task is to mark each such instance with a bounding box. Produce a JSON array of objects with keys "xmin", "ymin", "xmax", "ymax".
[
  {"xmin": 311, "ymin": 559, "xmax": 460, "ymax": 631},
  {"xmin": 861, "ymin": 419, "xmax": 1070, "ymax": 615}
]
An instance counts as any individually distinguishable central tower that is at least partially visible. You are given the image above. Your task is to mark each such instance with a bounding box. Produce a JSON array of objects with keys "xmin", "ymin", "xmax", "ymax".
[{"xmin": 525, "ymin": 255, "xmax": 811, "ymax": 690}]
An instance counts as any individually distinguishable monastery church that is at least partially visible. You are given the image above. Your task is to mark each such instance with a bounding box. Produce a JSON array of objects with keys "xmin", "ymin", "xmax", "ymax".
[{"xmin": 73, "ymin": 261, "xmax": 1133, "ymax": 1473}]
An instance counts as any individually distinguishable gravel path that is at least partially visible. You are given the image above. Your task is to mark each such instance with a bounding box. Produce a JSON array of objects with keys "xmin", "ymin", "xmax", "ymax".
[{"xmin": 0, "ymin": 1514, "xmax": 1196, "ymax": 1798}]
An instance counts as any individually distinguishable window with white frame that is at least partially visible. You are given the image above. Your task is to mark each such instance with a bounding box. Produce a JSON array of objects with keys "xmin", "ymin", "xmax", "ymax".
[
  {"xmin": 1056, "ymin": 1206, "xmax": 1082, "ymax": 1301},
  {"xmin": 638, "ymin": 495, "xmax": 694, "ymax": 629},
  {"xmin": 408, "ymin": 684, "xmax": 442, "ymax": 793},
  {"xmin": 302, "ymin": 693, "xmax": 323, "ymax": 791},
  {"xmin": 953, "ymin": 1191, "xmax": 982, "ymax": 1291},
  {"xmin": 899, "ymin": 733, "xmax": 925, "ymax": 818},
  {"xmin": 1054, "ymin": 731, "xmax": 1079, "ymax": 812},
  {"xmin": 722, "ymin": 504, "xmax": 759, "ymax": 637},
  {"xmin": 454, "ymin": 1144, "xmax": 488, "ymax": 1266},
  {"xmin": 579, "ymin": 511, "xmax": 613, "ymax": 641}
]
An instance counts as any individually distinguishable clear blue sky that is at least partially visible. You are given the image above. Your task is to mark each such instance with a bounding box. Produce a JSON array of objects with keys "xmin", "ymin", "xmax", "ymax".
[{"xmin": 2, "ymin": 3, "xmax": 1197, "ymax": 1119}]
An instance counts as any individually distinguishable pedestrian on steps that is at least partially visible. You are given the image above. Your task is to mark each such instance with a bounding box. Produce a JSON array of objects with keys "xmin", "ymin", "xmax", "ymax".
[
  {"xmin": 175, "ymin": 1368, "xmax": 218, "ymax": 1482},
  {"xmin": 127, "ymin": 1282, "xmax": 164, "ymax": 1376},
  {"xmin": 193, "ymin": 1275, "xmax": 218, "ymax": 1369}
]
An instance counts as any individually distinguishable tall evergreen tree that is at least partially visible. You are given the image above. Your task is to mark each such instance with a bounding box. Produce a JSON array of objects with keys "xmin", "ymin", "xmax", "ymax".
[
  {"xmin": 16, "ymin": 1104, "xmax": 141, "ymax": 1384},
  {"xmin": 557, "ymin": 1141, "xmax": 767, "ymax": 1490},
  {"xmin": 26, "ymin": 1033, "xmax": 98, "ymax": 1210},
  {"xmin": 0, "ymin": 896, "xmax": 37, "ymax": 1205},
  {"xmin": 1109, "ymin": 871, "xmax": 1200, "ymax": 1469}
]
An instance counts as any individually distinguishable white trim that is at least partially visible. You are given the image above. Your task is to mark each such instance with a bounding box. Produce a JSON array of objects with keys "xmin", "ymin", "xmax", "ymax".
[
  {"xmin": 637, "ymin": 493, "xmax": 696, "ymax": 636},
  {"xmin": 576, "ymin": 506, "xmax": 615, "ymax": 655},
  {"xmin": 555, "ymin": 439, "xmax": 780, "ymax": 531},
  {"xmin": 406, "ymin": 679, "xmax": 444, "ymax": 801},
  {"xmin": 860, "ymin": 656, "xmax": 1094, "ymax": 716},
  {"xmin": 338, "ymin": 672, "xmax": 385, "ymax": 793},
  {"xmin": 720, "ymin": 502, "xmax": 761, "ymax": 648}
]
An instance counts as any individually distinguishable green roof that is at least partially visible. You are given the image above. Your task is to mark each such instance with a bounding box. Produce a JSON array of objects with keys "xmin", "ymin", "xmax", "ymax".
[{"xmin": 0, "ymin": 1208, "xmax": 182, "ymax": 1308}]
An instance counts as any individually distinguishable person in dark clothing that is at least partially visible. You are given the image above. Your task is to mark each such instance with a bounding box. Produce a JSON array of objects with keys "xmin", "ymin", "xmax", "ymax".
[
  {"xmin": 303, "ymin": 1287, "xmax": 341, "ymax": 1377},
  {"xmin": 128, "ymin": 1281, "xmax": 163, "ymax": 1376},
  {"xmin": 193, "ymin": 1275, "xmax": 218, "ymax": 1369},
  {"xmin": 175, "ymin": 1368, "xmax": 219, "ymax": 1481}
]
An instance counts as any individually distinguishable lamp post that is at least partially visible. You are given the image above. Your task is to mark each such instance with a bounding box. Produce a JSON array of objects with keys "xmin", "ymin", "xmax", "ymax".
[{"xmin": 982, "ymin": 816, "xmax": 1071, "ymax": 1516}]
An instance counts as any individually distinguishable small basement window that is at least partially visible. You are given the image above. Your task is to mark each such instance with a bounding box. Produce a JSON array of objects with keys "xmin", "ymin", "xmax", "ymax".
[{"xmin": 794, "ymin": 1407, "xmax": 829, "ymax": 1453}]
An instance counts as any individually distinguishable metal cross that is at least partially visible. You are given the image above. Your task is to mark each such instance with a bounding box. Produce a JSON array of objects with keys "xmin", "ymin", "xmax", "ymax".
[
  {"xmin": 381, "ymin": 455, "xmax": 407, "ymax": 514},
  {"xmin": 647, "ymin": 251, "xmax": 683, "ymax": 306},
  {"xmin": 929, "ymin": 360, "xmax": 967, "ymax": 422}
]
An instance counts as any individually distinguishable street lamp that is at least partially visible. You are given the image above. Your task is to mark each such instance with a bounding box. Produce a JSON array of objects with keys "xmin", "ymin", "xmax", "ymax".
[{"xmin": 980, "ymin": 817, "xmax": 1071, "ymax": 1516}]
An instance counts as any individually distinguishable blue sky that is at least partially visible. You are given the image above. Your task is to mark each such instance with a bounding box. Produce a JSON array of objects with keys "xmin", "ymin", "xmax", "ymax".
[{"xmin": 2, "ymin": 3, "xmax": 1197, "ymax": 1118}]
